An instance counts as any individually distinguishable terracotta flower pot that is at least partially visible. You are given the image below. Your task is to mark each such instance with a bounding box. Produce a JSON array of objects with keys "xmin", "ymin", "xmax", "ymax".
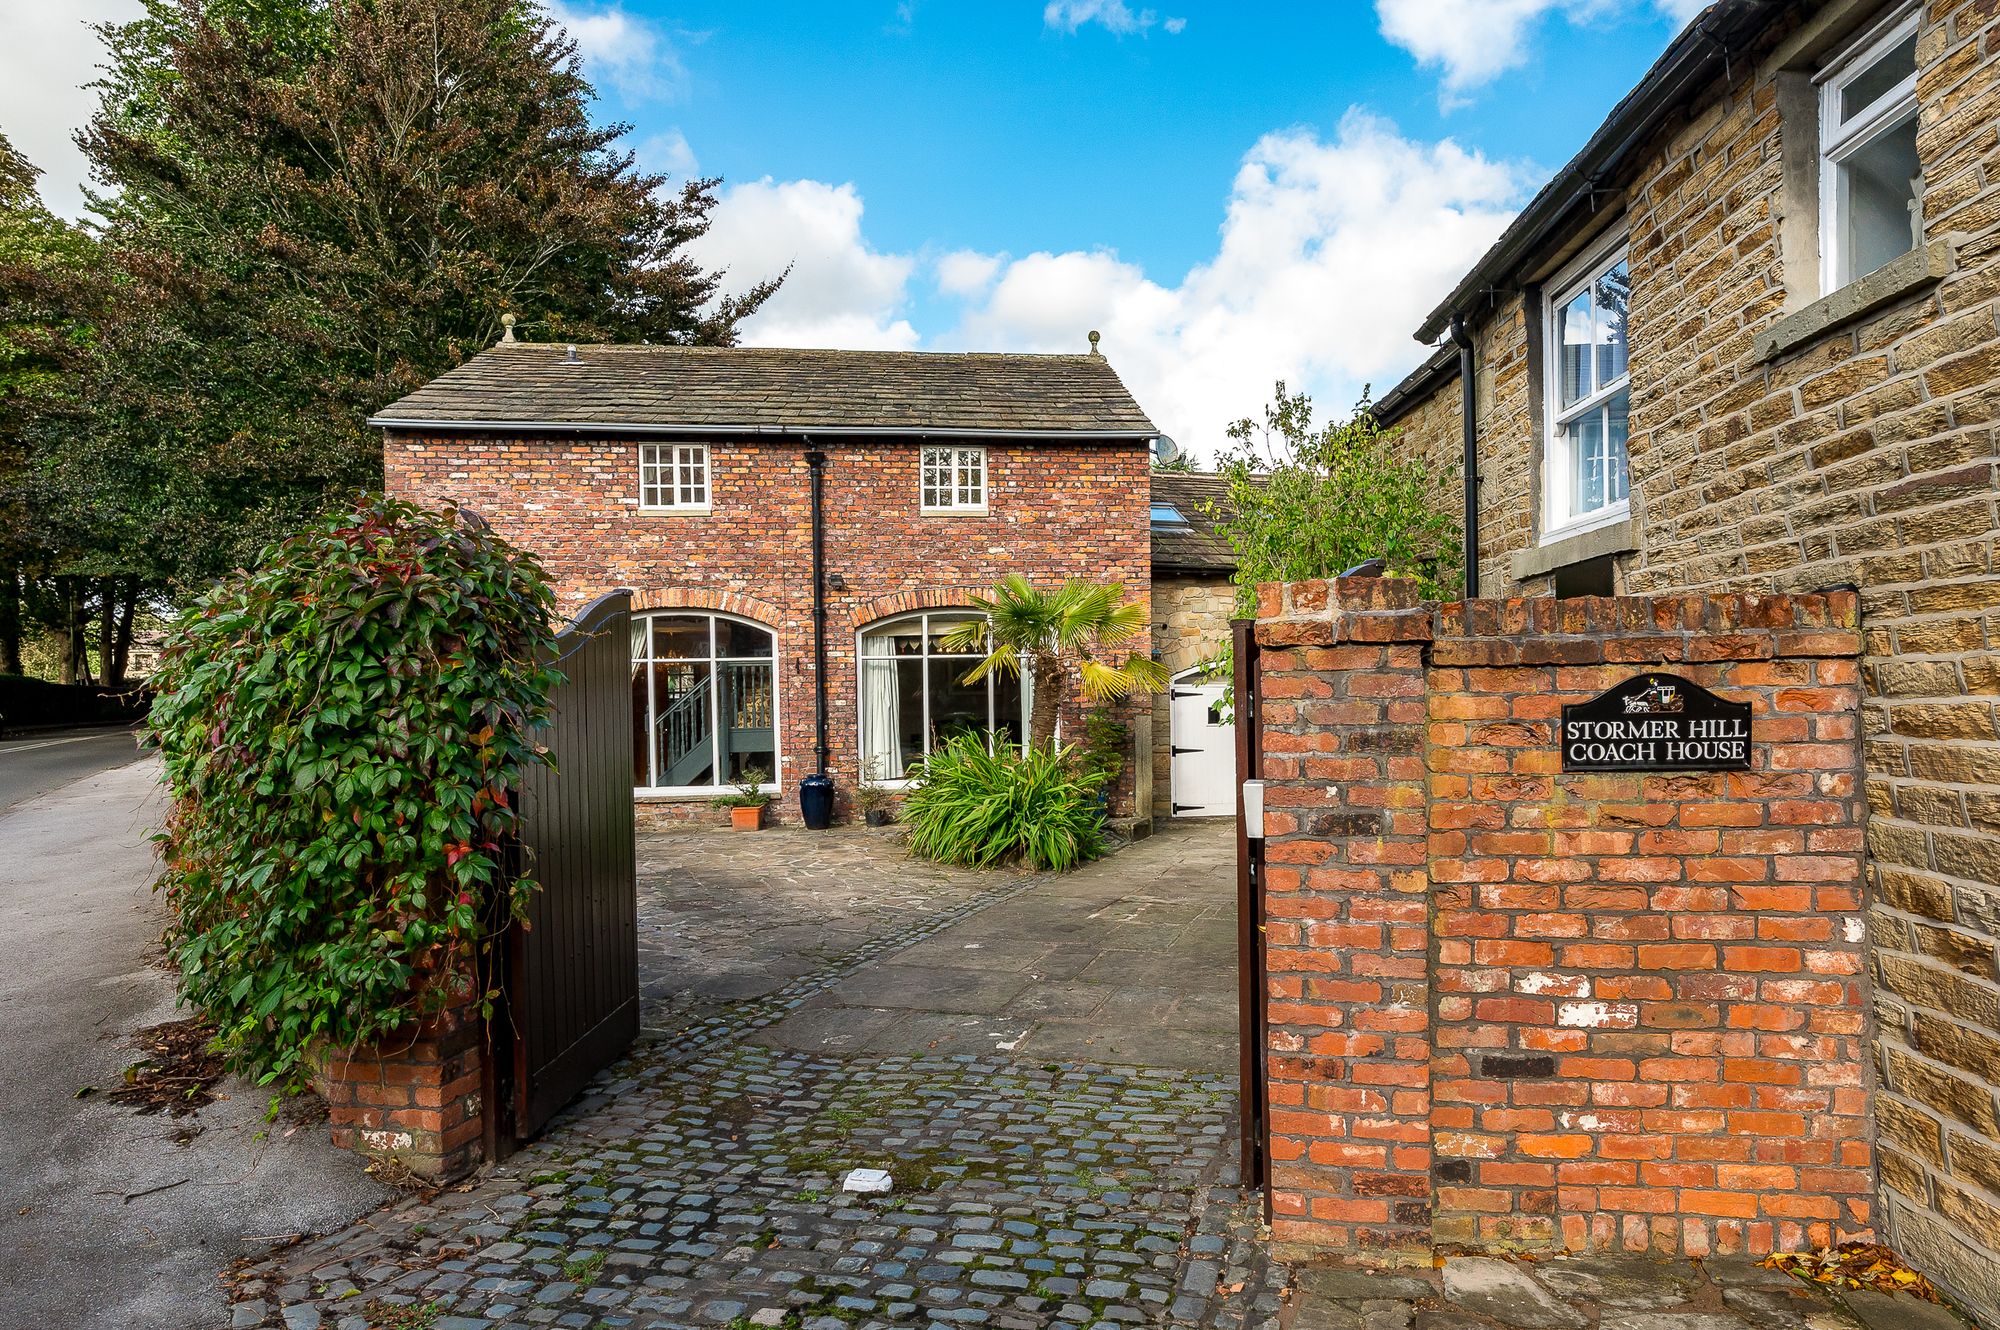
[{"xmin": 729, "ymin": 804, "xmax": 764, "ymax": 831}]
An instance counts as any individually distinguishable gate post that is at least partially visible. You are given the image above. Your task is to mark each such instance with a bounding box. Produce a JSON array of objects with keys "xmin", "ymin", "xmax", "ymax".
[{"xmin": 1254, "ymin": 577, "xmax": 1435, "ymax": 1262}]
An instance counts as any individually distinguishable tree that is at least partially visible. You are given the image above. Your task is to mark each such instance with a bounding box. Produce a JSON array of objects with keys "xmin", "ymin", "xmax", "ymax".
[
  {"xmin": 1205, "ymin": 382, "xmax": 1463, "ymax": 612},
  {"xmin": 940, "ymin": 576, "xmax": 1168, "ymax": 748},
  {"xmin": 66, "ymin": 0, "xmax": 781, "ymax": 586},
  {"xmin": 0, "ymin": 135, "xmax": 113, "ymax": 678}
]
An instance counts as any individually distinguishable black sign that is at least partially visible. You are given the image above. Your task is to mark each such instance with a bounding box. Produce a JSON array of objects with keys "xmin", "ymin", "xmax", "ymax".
[{"xmin": 1560, "ymin": 673, "xmax": 1752, "ymax": 773}]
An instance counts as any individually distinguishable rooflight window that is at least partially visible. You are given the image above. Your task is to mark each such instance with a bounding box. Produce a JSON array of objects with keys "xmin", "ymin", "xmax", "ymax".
[
  {"xmin": 1150, "ymin": 502, "xmax": 1189, "ymax": 528},
  {"xmin": 1818, "ymin": 5, "xmax": 1922, "ymax": 291}
]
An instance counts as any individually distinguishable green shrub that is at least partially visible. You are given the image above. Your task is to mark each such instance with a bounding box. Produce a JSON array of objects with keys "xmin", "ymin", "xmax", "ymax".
[
  {"xmin": 901, "ymin": 735, "xmax": 1108, "ymax": 872},
  {"xmin": 147, "ymin": 497, "xmax": 561, "ymax": 1089}
]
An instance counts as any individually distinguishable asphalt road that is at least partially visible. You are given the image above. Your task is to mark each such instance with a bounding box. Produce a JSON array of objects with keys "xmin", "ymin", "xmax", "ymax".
[
  {"xmin": 0, "ymin": 758, "xmax": 388, "ymax": 1329},
  {"xmin": 0, "ymin": 726, "xmax": 147, "ymax": 814}
]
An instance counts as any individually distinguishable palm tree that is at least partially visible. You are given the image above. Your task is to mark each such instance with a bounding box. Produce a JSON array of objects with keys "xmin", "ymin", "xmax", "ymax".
[{"xmin": 939, "ymin": 576, "xmax": 1168, "ymax": 748}]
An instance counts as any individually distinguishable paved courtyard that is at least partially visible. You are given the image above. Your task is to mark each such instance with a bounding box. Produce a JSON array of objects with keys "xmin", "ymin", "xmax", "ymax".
[
  {"xmin": 229, "ymin": 820, "xmax": 1280, "ymax": 1330},
  {"xmin": 223, "ymin": 821, "xmax": 1960, "ymax": 1330}
]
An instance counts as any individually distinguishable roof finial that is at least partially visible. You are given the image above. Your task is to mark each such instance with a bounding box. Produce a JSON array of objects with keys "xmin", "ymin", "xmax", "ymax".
[
  {"xmin": 499, "ymin": 312, "xmax": 517, "ymax": 344},
  {"xmin": 1088, "ymin": 329, "xmax": 1101, "ymax": 356}
]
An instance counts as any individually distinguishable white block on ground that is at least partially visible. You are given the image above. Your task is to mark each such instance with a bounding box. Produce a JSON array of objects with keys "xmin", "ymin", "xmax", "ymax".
[{"xmin": 841, "ymin": 1167, "xmax": 893, "ymax": 1194}]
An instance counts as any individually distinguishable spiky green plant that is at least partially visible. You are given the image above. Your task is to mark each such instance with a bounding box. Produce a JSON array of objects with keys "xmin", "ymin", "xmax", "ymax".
[
  {"xmin": 902, "ymin": 734, "xmax": 1108, "ymax": 872},
  {"xmin": 938, "ymin": 576, "xmax": 1167, "ymax": 747}
]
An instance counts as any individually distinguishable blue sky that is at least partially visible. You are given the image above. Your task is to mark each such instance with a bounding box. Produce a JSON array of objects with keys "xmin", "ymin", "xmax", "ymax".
[{"xmin": 5, "ymin": 0, "xmax": 1709, "ymax": 457}]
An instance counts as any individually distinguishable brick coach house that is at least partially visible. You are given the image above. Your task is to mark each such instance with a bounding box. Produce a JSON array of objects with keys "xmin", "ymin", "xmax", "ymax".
[
  {"xmin": 1372, "ymin": 0, "xmax": 2000, "ymax": 1314},
  {"xmin": 373, "ymin": 342, "xmax": 1240, "ymax": 827}
]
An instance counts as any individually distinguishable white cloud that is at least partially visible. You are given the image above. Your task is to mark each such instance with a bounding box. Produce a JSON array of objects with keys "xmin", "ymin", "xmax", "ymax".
[
  {"xmin": 688, "ymin": 178, "xmax": 919, "ymax": 350},
  {"xmin": 935, "ymin": 249, "xmax": 1002, "ymax": 298},
  {"xmin": 711, "ymin": 111, "xmax": 1524, "ymax": 459},
  {"xmin": 546, "ymin": 0, "xmax": 689, "ymax": 101},
  {"xmin": 1376, "ymin": 0, "xmax": 1710, "ymax": 102},
  {"xmin": 635, "ymin": 129, "xmax": 699, "ymax": 179},
  {"xmin": 1164, "ymin": 16, "xmax": 1188, "ymax": 34},
  {"xmin": 1043, "ymin": 1, "xmax": 1157, "ymax": 36},
  {"xmin": 941, "ymin": 111, "xmax": 1525, "ymax": 456},
  {"xmin": 0, "ymin": 0, "xmax": 145, "ymax": 217}
]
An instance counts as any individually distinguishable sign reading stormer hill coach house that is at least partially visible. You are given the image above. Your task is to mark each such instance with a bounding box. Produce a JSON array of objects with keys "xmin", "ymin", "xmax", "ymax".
[{"xmin": 1560, "ymin": 673, "xmax": 1752, "ymax": 773}]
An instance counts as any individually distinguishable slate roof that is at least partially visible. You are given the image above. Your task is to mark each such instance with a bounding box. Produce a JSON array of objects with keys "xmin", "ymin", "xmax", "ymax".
[
  {"xmin": 1149, "ymin": 472, "xmax": 1241, "ymax": 573},
  {"xmin": 370, "ymin": 343, "xmax": 1157, "ymax": 437}
]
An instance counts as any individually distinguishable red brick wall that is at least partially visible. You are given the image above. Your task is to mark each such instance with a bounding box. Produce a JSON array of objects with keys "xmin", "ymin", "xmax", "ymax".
[
  {"xmin": 384, "ymin": 432, "xmax": 1152, "ymax": 817},
  {"xmin": 317, "ymin": 988, "xmax": 484, "ymax": 1180},
  {"xmin": 1255, "ymin": 575, "xmax": 1872, "ymax": 1260}
]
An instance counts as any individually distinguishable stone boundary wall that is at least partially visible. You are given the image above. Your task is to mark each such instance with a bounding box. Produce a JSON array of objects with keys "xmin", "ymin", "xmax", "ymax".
[{"xmin": 1254, "ymin": 575, "xmax": 1872, "ymax": 1261}]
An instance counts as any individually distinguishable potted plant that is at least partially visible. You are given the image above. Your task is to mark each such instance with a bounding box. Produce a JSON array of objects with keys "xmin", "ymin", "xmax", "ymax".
[
  {"xmin": 858, "ymin": 759, "xmax": 894, "ymax": 827},
  {"xmin": 712, "ymin": 767, "xmax": 774, "ymax": 830}
]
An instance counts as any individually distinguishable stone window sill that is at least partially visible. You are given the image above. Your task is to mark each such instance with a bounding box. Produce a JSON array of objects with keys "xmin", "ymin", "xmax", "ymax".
[
  {"xmin": 1511, "ymin": 518, "xmax": 1639, "ymax": 581},
  {"xmin": 1755, "ymin": 240, "xmax": 1954, "ymax": 362}
]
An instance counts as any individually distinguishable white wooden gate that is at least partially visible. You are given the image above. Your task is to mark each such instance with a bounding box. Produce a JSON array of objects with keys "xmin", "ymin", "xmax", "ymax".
[{"xmin": 1168, "ymin": 673, "xmax": 1235, "ymax": 817}]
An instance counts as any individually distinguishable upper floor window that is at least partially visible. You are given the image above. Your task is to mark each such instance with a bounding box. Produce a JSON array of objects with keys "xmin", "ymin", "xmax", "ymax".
[
  {"xmin": 1819, "ymin": 5, "xmax": 1921, "ymax": 291},
  {"xmin": 1544, "ymin": 235, "xmax": 1631, "ymax": 539},
  {"xmin": 921, "ymin": 445, "xmax": 986, "ymax": 512},
  {"xmin": 639, "ymin": 443, "xmax": 709, "ymax": 510},
  {"xmin": 1150, "ymin": 502, "xmax": 1189, "ymax": 528}
]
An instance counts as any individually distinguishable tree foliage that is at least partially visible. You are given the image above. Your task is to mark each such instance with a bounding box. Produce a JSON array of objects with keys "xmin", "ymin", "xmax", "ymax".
[
  {"xmin": 940, "ymin": 575, "xmax": 1167, "ymax": 748},
  {"xmin": 62, "ymin": 0, "xmax": 780, "ymax": 586},
  {"xmin": 1206, "ymin": 382, "xmax": 1463, "ymax": 611},
  {"xmin": 147, "ymin": 498, "xmax": 560, "ymax": 1088}
]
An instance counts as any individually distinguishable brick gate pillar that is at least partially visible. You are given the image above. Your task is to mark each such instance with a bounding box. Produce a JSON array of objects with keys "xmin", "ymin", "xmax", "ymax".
[
  {"xmin": 1254, "ymin": 575, "xmax": 1435, "ymax": 1259},
  {"xmin": 1251, "ymin": 583, "xmax": 1873, "ymax": 1263}
]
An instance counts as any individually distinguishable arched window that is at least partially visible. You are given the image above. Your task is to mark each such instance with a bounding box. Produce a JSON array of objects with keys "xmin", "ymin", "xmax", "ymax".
[
  {"xmin": 632, "ymin": 613, "xmax": 778, "ymax": 792},
  {"xmin": 858, "ymin": 610, "xmax": 1029, "ymax": 780}
]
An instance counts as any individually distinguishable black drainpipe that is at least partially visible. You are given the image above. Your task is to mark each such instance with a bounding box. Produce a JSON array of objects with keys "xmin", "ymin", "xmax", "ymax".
[
  {"xmin": 799, "ymin": 445, "xmax": 835, "ymax": 828},
  {"xmin": 1450, "ymin": 314, "xmax": 1480, "ymax": 598}
]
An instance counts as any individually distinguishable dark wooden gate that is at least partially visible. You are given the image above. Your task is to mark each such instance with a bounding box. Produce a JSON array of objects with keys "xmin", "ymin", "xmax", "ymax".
[
  {"xmin": 494, "ymin": 589, "xmax": 639, "ymax": 1150},
  {"xmin": 1232, "ymin": 617, "xmax": 1271, "ymax": 1206}
]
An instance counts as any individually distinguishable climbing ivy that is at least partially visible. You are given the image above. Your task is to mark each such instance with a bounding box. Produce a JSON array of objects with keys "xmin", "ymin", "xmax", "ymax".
[{"xmin": 147, "ymin": 497, "xmax": 561, "ymax": 1089}]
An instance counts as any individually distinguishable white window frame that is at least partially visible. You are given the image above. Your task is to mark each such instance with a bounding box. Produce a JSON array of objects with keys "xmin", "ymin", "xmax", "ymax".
[
  {"xmin": 1816, "ymin": 3, "xmax": 1922, "ymax": 293},
  {"xmin": 855, "ymin": 610, "xmax": 1032, "ymax": 788},
  {"xmin": 638, "ymin": 442, "xmax": 711, "ymax": 512},
  {"xmin": 920, "ymin": 445, "xmax": 987, "ymax": 514},
  {"xmin": 1541, "ymin": 229, "xmax": 1632, "ymax": 543},
  {"xmin": 633, "ymin": 611, "xmax": 780, "ymax": 797}
]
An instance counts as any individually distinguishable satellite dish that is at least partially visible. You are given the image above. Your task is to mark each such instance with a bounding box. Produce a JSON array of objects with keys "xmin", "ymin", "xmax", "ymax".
[{"xmin": 1151, "ymin": 435, "xmax": 1181, "ymax": 465}]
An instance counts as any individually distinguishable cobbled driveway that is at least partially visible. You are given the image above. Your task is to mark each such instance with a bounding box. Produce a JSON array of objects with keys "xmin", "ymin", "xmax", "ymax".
[{"xmin": 229, "ymin": 821, "xmax": 1283, "ymax": 1330}]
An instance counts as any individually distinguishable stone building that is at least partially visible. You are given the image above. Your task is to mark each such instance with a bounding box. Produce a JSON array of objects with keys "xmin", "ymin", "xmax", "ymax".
[
  {"xmin": 1373, "ymin": 0, "xmax": 2000, "ymax": 1315},
  {"xmin": 373, "ymin": 343, "xmax": 1242, "ymax": 826}
]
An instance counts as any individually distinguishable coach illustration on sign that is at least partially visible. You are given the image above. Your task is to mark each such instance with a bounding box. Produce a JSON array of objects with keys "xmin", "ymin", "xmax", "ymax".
[{"xmin": 1560, "ymin": 673, "xmax": 1753, "ymax": 773}]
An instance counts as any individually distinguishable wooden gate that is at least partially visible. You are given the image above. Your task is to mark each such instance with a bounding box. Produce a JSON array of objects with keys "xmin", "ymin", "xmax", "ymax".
[{"xmin": 493, "ymin": 589, "xmax": 639, "ymax": 1150}]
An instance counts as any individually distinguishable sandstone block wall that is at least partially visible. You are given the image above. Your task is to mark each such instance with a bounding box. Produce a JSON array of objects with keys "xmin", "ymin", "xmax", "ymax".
[
  {"xmin": 1254, "ymin": 575, "xmax": 1872, "ymax": 1261},
  {"xmin": 1371, "ymin": 2, "xmax": 2000, "ymax": 1310}
]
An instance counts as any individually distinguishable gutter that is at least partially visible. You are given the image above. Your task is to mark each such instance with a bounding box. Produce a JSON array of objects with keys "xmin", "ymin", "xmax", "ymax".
[
  {"xmin": 1412, "ymin": 0, "xmax": 1774, "ymax": 344},
  {"xmin": 367, "ymin": 417, "xmax": 1158, "ymax": 442}
]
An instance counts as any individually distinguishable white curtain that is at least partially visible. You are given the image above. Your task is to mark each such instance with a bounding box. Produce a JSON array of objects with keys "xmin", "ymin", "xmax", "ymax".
[{"xmin": 860, "ymin": 633, "xmax": 903, "ymax": 779}]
